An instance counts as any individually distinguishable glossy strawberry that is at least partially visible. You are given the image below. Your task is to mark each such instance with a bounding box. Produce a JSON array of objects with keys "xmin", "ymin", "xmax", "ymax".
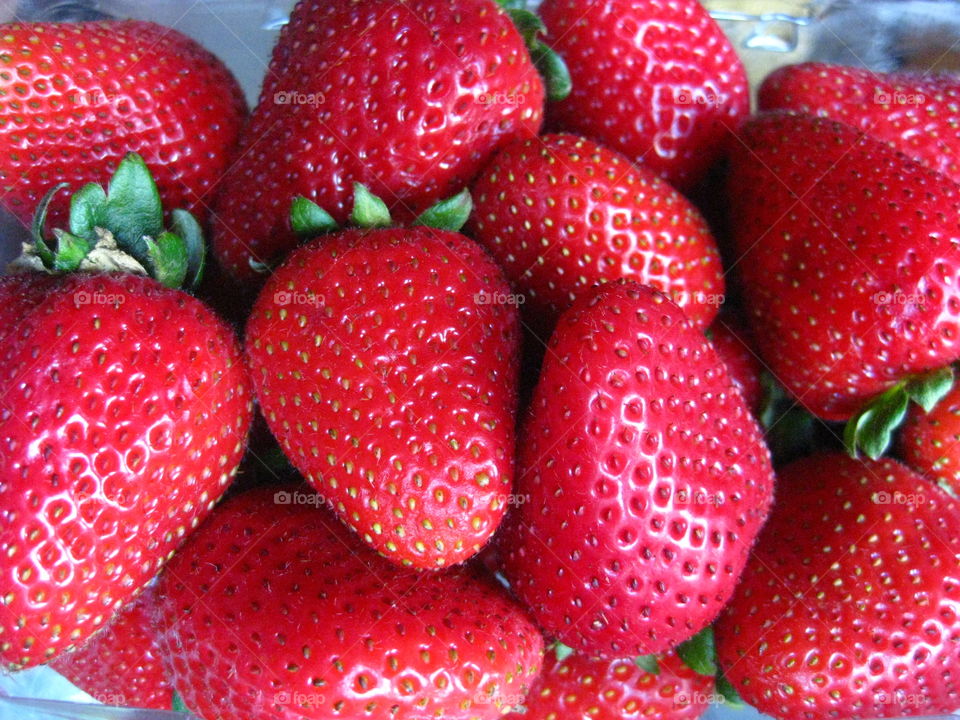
[
  {"xmin": 506, "ymin": 647, "xmax": 714, "ymax": 720},
  {"xmin": 245, "ymin": 227, "xmax": 519, "ymax": 569},
  {"xmin": 155, "ymin": 485, "xmax": 544, "ymax": 720},
  {"xmin": 900, "ymin": 382, "xmax": 960, "ymax": 495},
  {"xmin": 729, "ymin": 112, "xmax": 960, "ymax": 422},
  {"xmin": 51, "ymin": 588, "xmax": 172, "ymax": 710},
  {"xmin": 0, "ymin": 20, "xmax": 246, "ymax": 227},
  {"xmin": 469, "ymin": 133, "xmax": 724, "ymax": 330},
  {"xmin": 709, "ymin": 314, "xmax": 763, "ymax": 414},
  {"xmin": 715, "ymin": 453, "xmax": 960, "ymax": 719},
  {"xmin": 500, "ymin": 282, "xmax": 774, "ymax": 658},
  {"xmin": 212, "ymin": 0, "xmax": 543, "ymax": 281},
  {"xmin": 759, "ymin": 63, "xmax": 960, "ymax": 185},
  {"xmin": 538, "ymin": 0, "xmax": 748, "ymax": 190}
]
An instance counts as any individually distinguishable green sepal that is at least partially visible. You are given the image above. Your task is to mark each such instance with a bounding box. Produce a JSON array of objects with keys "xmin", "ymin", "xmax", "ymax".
[
  {"xmin": 144, "ymin": 232, "xmax": 188, "ymax": 289},
  {"xmin": 530, "ymin": 43, "xmax": 572, "ymax": 102},
  {"xmin": 291, "ymin": 196, "xmax": 339, "ymax": 238},
  {"xmin": 413, "ymin": 189, "xmax": 473, "ymax": 231},
  {"xmin": 552, "ymin": 642, "xmax": 575, "ymax": 661},
  {"xmin": 676, "ymin": 626, "xmax": 717, "ymax": 677},
  {"xmin": 350, "ymin": 183, "xmax": 392, "ymax": 228},
  {"xmin": 758, "ymin": 372, "xmax": 783, "ymax": 431},
  {"xmin": 634, "ymin": 654, "xmax": 660, "ymax": 675},
  {"xmin": 507, "ymin": 7, "xmax": 545, "ymax": 44},
  {"xmin": 172, "ymin": 691, "xmax": 189, "ymax": 713},
  {"xmin": 68, "ymin": 182, "xmax": 107, "ymax": 239},
  {"xmin": 49, "ymin": 229, "xmax": 91, "ymax": 273},
  {"xmin": 102, "ymin": 152, "xmax": 164, "ymax": 259},
  {"xmin": 716, "ymin": 673, "xmax": 745, "ymax": 708},
  {"xmin": 844, "ymin": 365, "xmax": 954, "ymax": 460},
  {"xmin": 31, "ymin": 182, "xmax": 69, "ymax": 268},
  {"xmin": 496, "ymin": 0, "xmax": 527, "ymax": 9},
  {"xmin": 171, "ymin": 208, "xmax": 205, "ymax": 290}
]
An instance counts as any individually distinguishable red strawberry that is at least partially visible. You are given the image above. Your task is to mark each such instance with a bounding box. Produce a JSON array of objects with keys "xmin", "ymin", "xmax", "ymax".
[
  {"xmin": 709, "ymin": 314, "xmax": 763, "ymax": 414},
  {"xmin": 715, "ymin": 453, "xmax": 960, "ymax": 719},
  {"xmin": 0, "ymin": 20, "xmax": 246, "ymax": 227},
  {"xmin": 0, "ymin": 156, "xmax": 253, "ymax": 670},
  {"xmin": 469, "ymin": 133, "xmax": 725, "ymax": 330},
  {"xmin": 506, "ymin": 647, "xmax": 714, "ymax": 720},
  {"xmin": 155, "ymin": 485, "xmax": 544, "ymax": 720},
  {"xmin": 728, "ymin": 111, "xmax": 960, "ymax": 430},
  {"xmin": 211, "ymin": 0, "xmax": 544, "ymax": 282},
  {"xmin": 51, "ymin": 588, "xmax": 172, "ymax": 710},
  {"xmin": 245, "ymin": 225, "xmax": 519, "ymax": 569},
  {"xmin": 500, "ymin": 282, "xmax": 774, "ymax": 658},
  {"xmin": 900, "ymin": 382, "xmax": 960, "ymax": 495},
  {"xmin": 759, "ymin": 63, "xmax": 960, "ymax": 185},
  {"xmin": 538, "ymin": 0, "xmax": 748, "ymax": 190}
]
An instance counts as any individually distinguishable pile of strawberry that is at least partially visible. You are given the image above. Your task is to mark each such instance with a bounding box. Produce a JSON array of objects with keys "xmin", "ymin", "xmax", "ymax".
[{"xmin": 2, "ymin": 1, "xmax": 960, "ymax": 719}]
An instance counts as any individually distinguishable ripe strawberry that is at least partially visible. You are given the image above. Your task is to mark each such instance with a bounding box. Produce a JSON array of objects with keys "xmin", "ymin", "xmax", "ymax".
[
  {"xmin": 759, "ymin": 63, "xmax": 960, "ymax": 185},
  {"xmin": 0, "ymin": 155, "xmax": 253, "ymax": 670},
  {"xmin": 211, "ymin": 0, "xmax": 544, "ymax": 282},
  {"xmin": 155, "ymin": 485, "xmax": 544, "ymax": 720},
  {"xmin": 709, "ymin": 314, "xmax": 762, "ymax": 414},
  {"xmin": 538, "ymin": 0, "xmax": 748, "ymax": 190},
  {"xmin": 715, "ymin": 453, "xmax": 960, "ymax": 719},
  {"xmin": 900, "ymin": 382, "xmax": 960, "ymax": 495},
  {"xmin": 245, "ymin": 225, "xmax": 519, "ymax": 569},
  {"xmin": 500, "ymin": 282, "xmax": 774, "ymax": 658},
  {"xmin": 0, "ymin": 20, "xmax": 246, "ymax": 227},
  {"xmin": 51, "ymin": 588, "xmax": 172, "ymax": 710},
  {"xmin": 728, "ymin": 111, "xmax": 960, "ymax": 436},
  {"xmin": 469, "ymin": 133, "xmax": 724, "ymax": 330},
  {"xmin": 506, "ymin": 647, "xmax": 714, "ymax": 720}
]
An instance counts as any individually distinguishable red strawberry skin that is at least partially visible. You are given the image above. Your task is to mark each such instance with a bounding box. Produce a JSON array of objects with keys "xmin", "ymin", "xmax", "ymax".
[
  {"xmin": 0, "ymin": 21, "xmax": 246, "ymax": 227},
  {"xmin": 245, "ymin": 228, "xmax": 519, "ymax": 569},
  {"xmin": 469, "ymin": 133, "xmax": 725, "ymax": 329},
  {"xmin": 212, "ymin": 0, "xmax": 543, "ymax": 281},
  {"xmin": 759, "ymin": 63, "xmax": 960, "ymax": 185},
  {"xmin": 715, "ymin": 454, "xmax": 960, "ymax": 719},
  {"xmin": 155, "ymin": 485, "xmax": 544, "ymax": 720},
  {"xmin": 0, "ymin": 273, "xmax": 252, "ymax": 669},
  {"xmin": 729, "ymin": 112, "xmax": 960, "ymax": 421},
  {"xmin": 51, "ymin": 588, "xmax": 171, "ymax": 710},
  {"xmin": 900, "ymin": 383, "xmax": 960, "ymax": 495},
  {"xmin": 506, "ymin": 649, "xmax": 713, "ymax": 720},
  {"xmin": 500, "ymin": 282, "xmax": 774, "ymax": 658},
  {"xmin": 709, "ymin": 315, "xmax": 763, "ymax": 414},
  {"xmin": 538, "ymin": 0, "xmax": 748, "ymax": 190}
]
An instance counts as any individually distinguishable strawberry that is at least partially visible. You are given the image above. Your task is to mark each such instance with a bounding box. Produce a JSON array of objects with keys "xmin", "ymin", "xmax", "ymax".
[
  {"xmin": 50, "ymin": 588, "xmax": 172, "ymax": 710},
  {"xmin": 538, "ymin": 0, "xmax": 749, "ymax": 190},
  {"xmin": 0, "ymin": 20, "xmax": 246, "ymax": 228},
  {"xmin": 469, "ymin": 133, "xmax": 725, "ymax": 330},
  {"xmin": 759, "ymin": 63, "xmax": 960, "ymax": 185},
  {"xmin": 0, "ymin": 155, "xmax": 253, "ymax": 669},
  {"xmin": 899, "ymin": 382, "xmax": 960, "ymax": 495},
  {"xmin": 500, "ymin": 282, "xmax": 774, "ymax": 658},
  {"xmin": 211, "ymin": 0, "xmax": 546, "ymax": 282},
  {"xmin": 505, "ymin": 646, "xmax": 714, "ymax": 720},
  {"xmin": 709, "ymin": 314, "xmax": 763, "ymax": 414},
  {"xmin": 715, "ymin": 453, "xmax": 960, "ymax": 719},
  {"xmin": 728, "ymin": 111, "xmax": 960, "ymax": 455},
  {"xmin": 154, "ymin": 485, "xmax": 544, "ymax": 720},
  {"xmin": 245, "ymin": 207, "xmax": 519, "ymax": 569}
]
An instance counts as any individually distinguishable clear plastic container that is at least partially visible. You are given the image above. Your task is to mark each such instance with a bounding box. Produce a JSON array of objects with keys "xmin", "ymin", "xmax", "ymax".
[{"xmin": 2, "ymin": 1, "xmax": 959, "ymax": 718}]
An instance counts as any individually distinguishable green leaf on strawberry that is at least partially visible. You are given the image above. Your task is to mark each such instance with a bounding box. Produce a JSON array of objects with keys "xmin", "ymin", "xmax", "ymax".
[
  {"xmin": 102, "ymin": 152, "xmax": 164, "ymax": 258},
  {"xmin": 676, "ymin": 626, "xmax": 718, "ymax": 677},
  {"xmin": 171, "ymin": 209, "xmax": 206, "ymax": 290},
  {"xmin": 413, "ymin": 187, "xmax": 473, "ymax": 231},
  {"xmin": 172, "ymin": 692, "xmax": 189, "ymax": 713},
  {"xmin": 634, "ymin": 653, "xmax": 660, "ymax": 675},
  {"xmin": 506, "ymin": 7, "xmax": 571, "ymax": 101},
  {"xmin": 350, "ymin": 182, "xmax": 392, "ymax": 228},
  {"xmin": 290, "ymin": 196, "xmax": 339, "ymax": 238}
]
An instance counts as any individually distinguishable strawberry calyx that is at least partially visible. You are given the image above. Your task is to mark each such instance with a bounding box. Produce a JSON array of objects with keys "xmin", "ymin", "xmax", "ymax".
[
  {"xmin": 172, "ymin": 692, "xmax": 189, "ymax": 714},
  {"xmin": 501, "ymin": 4, "xmax": 571, "ymax": 102},
  {"xmin": 759, "ymin": 373, "xmax": 819, "ymax": 466},
  {"xmin": 7, "ymin": 152, "xmax": 205, "ymax": 290},
  {"xmin": 844, "ymin": 365, "xmax": 955, "ymax": 460},
  {"xmin": 634, "ymin": 653, "xmax": 660, "ymax": 675},
  {"xmin": 676, "ymin": 627, "xmax": 745, "ymax": 708}
]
